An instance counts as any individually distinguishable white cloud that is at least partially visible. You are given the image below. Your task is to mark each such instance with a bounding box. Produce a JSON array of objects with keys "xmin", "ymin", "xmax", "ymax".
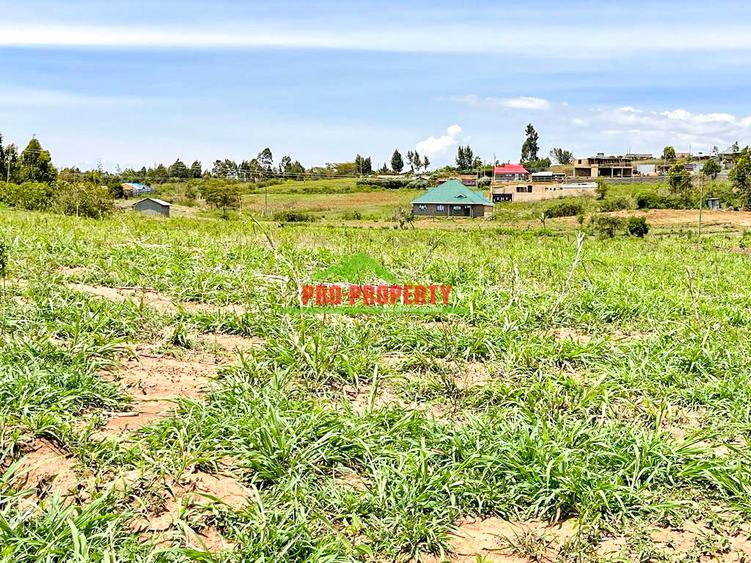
[
  {"xmin": 0, "ymin": 87, "xmax": 143, "ymax": 107},
  {"xmin": 3, "ymin": 22, "xmax": 751, "ymax": 57},
  {"xmin": 449, "ymin": 95, "xmax": 550, "ymax": 111},
  {"xmin": 564, "ymin": 105, "xmax": 751, "ymax": 154},
  {"xmin": 415, "ymin": 125, "xmax": 463, "ymax": 162},
  {"xmin": 503, "ymin": 97, "xmax": 551, "ymax": 110},
  {"xmin": 442, "ymin": 96, "xmax": 751, "ymax": 158}
]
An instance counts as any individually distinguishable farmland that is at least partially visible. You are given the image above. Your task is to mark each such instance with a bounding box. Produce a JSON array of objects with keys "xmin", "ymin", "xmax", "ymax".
[{"xmin": 4, "ymin": 205, "xmax": 751, "ymax": 562}]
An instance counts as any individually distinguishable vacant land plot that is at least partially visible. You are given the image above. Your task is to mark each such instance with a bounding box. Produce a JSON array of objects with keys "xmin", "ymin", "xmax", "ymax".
[
  {"xmin": 3, "ymin": 208, "xmax": 751, "ymax": 561},
  {"xmin": 242, "ymin": 189, "xmax": 422, "ymax": 219}
]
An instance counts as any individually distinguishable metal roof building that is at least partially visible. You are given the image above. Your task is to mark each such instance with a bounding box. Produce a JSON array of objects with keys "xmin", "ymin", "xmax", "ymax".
[
  {"xmin": 411, "ymin": 180, "xmax": 492, "ymax": 218},
  {"xmin": 122, "ymin": 182, "xmax": 155, "ymax": 197},
  {"xmin": 133, "ymin": 197, "xmax": 171, "ymax": 218}
]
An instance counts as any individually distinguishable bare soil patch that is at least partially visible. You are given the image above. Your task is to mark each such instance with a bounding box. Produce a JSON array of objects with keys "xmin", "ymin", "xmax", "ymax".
[
  {"xmin": 599, "ymin": 520, "xmax": 751, "ymax": 561},
  {"xmin": 199, "ymin": 333, "xmax": 263, "ymax": 356},
  {"xmin": 128, "ymin": 470, "xmax": 248, "ymax": 552},
  {"xmin": 610, "ymin": 209, "xmax": 751, "ymax": 230},
  {"xmin": 428, "ymin": 518, "xmax": 578, "ymax": 562},
  {"xmin": 69, "ymin": 282, "xmax": 247, "ymax": 316},
  {"xmin": 551, "ymin": 327, "xmax": 592, "ymax": 345},
  {"xmin": 100, "ymin": 353, "xmax": 216, "ymax": 434},
  {"xmin": 56, "ymin": 265, "xmax": 89, "ymax": 277},
  {"xmin": 15, "ymin": 439, "xmax": 82, "ymax": 498},
  {"xmin": 455, "ymin": 361, "xmax": 492, "ymax": 390}
]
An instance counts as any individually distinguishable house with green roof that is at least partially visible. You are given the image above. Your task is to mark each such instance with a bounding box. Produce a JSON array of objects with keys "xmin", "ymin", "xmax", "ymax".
[{"xmin": 411, "ymin": 180, "xmax": 493, "ymax": 218}]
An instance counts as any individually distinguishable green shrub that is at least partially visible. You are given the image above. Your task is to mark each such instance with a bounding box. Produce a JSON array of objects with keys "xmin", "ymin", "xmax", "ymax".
[
  {"xmin": 356, "ymin": 177, "xmax": 413, "ymax": 190},
  {"xmin": 591, "ymin": 215, "xmax": 625, "ymax": 237},
  {"xmin": 544, "ymin": 200, "xmax": 584, "ymax": 218},
  {"xmin": 405, "ymin": 179, "xmax": 430, "ymax": 190},
  {"xmin": 598, "ymin": 196, "xmax": 632, "ymax": 212},
  {"xmin": 272, "ymin": 210, "xmax": 316, "ymax": 222},
  {"xmin": 0, "ymin": 181, "xmax": 55, "ymax": 210},
  {"xmin": 342, "ymin": 210, "xmax": 363, "ymax": 220},
  {"xmin": 53, "ymin": 182, "xmax": 114, "ymax": 218},
  {"xmin": 626, "ymin": 217, "xmax": 649, "ymax": 237}
]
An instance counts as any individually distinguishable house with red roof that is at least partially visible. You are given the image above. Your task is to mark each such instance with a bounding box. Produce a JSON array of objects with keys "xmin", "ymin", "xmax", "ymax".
[{"xmin": 493, "ymin": 164, "xmax": 529, "ymax": 182}]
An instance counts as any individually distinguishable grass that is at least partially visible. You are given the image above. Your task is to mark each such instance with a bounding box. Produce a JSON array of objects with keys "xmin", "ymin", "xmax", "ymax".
[{"xmin": 3, "ymin": 205, "xmax": 751, "ymax": 560}]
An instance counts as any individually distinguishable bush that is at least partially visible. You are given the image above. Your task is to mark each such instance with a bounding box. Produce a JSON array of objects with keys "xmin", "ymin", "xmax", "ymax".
[
  {"xmin": 405, "ymin": 179, "xmax": 430, "ymax": 190},
  {"xmin": 272, "ymin": 210, "xmax": 316, "ymax": 222},
  {"xmin": 53, "ymin": 182, "xmax": 114, "ymax": 218},
  {"xmin": 598, "ymin": 196, "xmax": 632, "ymax": 212},
  {"xmin": 595, "ymin": 179, "xmax": 608, "ymax": 200},
  {"xmin": 0, "ymin": 181, "xmax": 55, "ymax": 210},
  {"xmin": 544, "ymin": 200, "xmax": 584, "ymax": 218},
  {"xmin": 342, "ymin": 210, "xmax": 362, "ymax": 220},
  {"xmin": 477, "ymin": 176, "xmax": 491, "ymax": 188},
  {"xmin": 626, "ymin": 217, "xmax": 649, "ymax": 237},
  {"xmin": 637, "ymin": 192, "xmax": 668, "ymax": 209},
  {"xmin": 356, "ymin": 177, "xmax": 414, "ymax": 190},
  {"xmin": 591, "ymin": 215, "xmax": 625, "ymax": 237}
]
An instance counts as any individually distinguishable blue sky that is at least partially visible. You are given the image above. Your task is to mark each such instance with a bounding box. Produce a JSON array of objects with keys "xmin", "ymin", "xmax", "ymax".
[{"xmin": 1, "ymin": 0, "xmax": 750, "ymax": 170}]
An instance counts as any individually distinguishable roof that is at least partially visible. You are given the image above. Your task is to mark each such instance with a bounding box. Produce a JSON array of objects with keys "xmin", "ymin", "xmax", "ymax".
[
  {"xmin": 494, "ymin": 164, "xmax": 528, "ymax": 174},
  {"xmin": 531, "ymin": 171, "xmax": 554, "ymax": 176},
  {"xmin": 123, "ymin": 182, "xmax": 150, "ymax": 188},
  {"xmin": 411, "ymin": 180, "xmax": 492, "ymax": 206},
  {"xmin": 720, "ymin": 144, "xmax": 741, "ymax": 156},
  {"xmin": 134, "ymin": 197, "xmax": 171, "ymax": 207}
]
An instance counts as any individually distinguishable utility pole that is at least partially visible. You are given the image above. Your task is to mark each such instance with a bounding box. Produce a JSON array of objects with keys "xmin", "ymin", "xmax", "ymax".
[{"xmin": 697, "ymin": 173, "xmax": 704, "ymax": 239}]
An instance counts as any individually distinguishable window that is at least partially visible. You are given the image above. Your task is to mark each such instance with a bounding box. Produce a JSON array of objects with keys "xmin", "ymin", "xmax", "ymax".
[
  {"xmin": 436, "ymin": 205, "xmax": 445, "ymax": 211},
  {"xmin": 516, "ymin": 185, "xmax": 532, "ymax": 193},
  {"xmin": 418, "ymin": 204, "xmax": 426, "ymax": 210}
]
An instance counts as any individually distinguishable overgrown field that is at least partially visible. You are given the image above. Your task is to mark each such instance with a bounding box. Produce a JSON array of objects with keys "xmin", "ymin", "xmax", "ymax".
[{"xmin": 3, "ymin": 208, "xmax": 751, "ymax": 561}]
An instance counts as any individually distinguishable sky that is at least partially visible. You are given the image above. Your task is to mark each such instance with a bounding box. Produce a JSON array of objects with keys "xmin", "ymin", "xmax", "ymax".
[{"xmin": 1, "ymin": 0, "xmax": 750, "ymax": 171}]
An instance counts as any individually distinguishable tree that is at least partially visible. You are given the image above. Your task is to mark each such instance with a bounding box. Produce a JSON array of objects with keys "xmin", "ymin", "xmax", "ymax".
[
  {"xmin": 406, "ymin": 150, "xmax": 415, "ymax": 172},
  {"xmin": 289, "ymin": 160, "xmax": 306, "ymax": 175},
  {"xmin": 17, "ymin": 137, "xmax": 56, "ymax": 184},
  {"xmin": 550, "ymin": 148, "xmax": 574, "ymax": 165},
  {"xmin": 668, "ymin": 163, "xmax": 692, "ymax": 194},
  {"xmin": 391, "ymin": 150, "xmax": 404, "ymax": 174},
  {"xmin": 53, "ymin": 181, "xmax": 114, "ymax": 218},
  {"xmin": 147, "ymin": 164, "xmax": 169, "ymax": 183},
  {"xmin": 4, "ymin": 144, "xmax": 18, "ymax": 183},
  {"xmin": 257, "ymin": 148, "xmax": 273, "ymax": 173},
  {"xmin": 422, "ymin": 155, "xmax": 430, "ymax": 171},
  {"xmin": 595, "ymin": 178, "xmax": 609, "ymax": 200},
  {"xmin": 355, "ymin": 154, "xmax": 372, "ymax": 175},
  {"xmin": 201, "ymin": 184, "xmax": 241, "ymax": 218},
  {"xmin": 0, "ymin": 134, "xmax": 5, "ymax": 182},
  {"xmin": 521, "ymin": 124, "xmax": 540, "ymax": 163},
  {"xmin": 212, "ymin": 160, "xmax": 228, "ymax": 178},
  {"xmin": 455, "ymin": 145, "xmax": 474, "ymax": 171},
  {"xmin": 406, "ymin": 150, "xmax": 422, "ymax": 172},
  {"xmin": 168, "ymin": 158, "xmax": 189, "ymax": 179},
  {"xmin": 702, "ymin": 159, "xmax": 721, "ymax": 180},
  {"xmin": 730, "ymin": 149, "xmax": 751, "ymax": 208},
  {"xmin": 279, "ymin": 156, "xmax": 292, "ymax": 176},
  {"xmin": 662, "ymin": 146, "xmax": 677, "ymax": 162},
  {"xmin": 190, "ymin": 161, "xmax": 202, "ymax": 178}
]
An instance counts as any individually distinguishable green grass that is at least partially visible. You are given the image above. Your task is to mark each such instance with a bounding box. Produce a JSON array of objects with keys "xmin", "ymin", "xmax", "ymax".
[{"xmin": 3, "ymin": 206, "xmax": 751, "ymax": 560}]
